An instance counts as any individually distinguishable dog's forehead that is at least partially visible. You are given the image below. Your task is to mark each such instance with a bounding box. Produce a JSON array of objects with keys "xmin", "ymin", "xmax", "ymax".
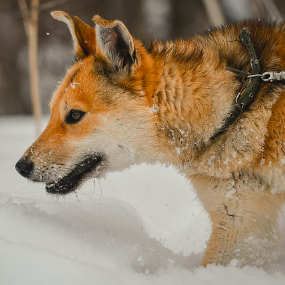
[{"xmin": 50, "ymin": 57, "xmax": 107, "ymax": 111}]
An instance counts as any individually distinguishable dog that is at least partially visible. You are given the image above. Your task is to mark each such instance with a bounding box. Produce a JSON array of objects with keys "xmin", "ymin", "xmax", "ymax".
[{"xmin": 16, "ymin": 11, "xmax": 285, "ymax": 267}]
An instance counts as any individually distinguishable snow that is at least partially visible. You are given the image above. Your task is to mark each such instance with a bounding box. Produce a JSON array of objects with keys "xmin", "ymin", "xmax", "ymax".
[
  {"xmin": 146, "ymin": 104, "xmax": 159, "ymax": 114},
  {"xmin": 70, "ymin": 82, "xmax": 80, "ymax": 89},
  {"xmin": 0, "ymin": 116, "xmax": 284, "ymax": 285}
]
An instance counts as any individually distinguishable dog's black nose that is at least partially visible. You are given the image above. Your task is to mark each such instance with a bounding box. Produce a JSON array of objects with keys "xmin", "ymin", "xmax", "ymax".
[{"xmin": 15, "ymin": 159, "xmax": 34, "ymax": 178}]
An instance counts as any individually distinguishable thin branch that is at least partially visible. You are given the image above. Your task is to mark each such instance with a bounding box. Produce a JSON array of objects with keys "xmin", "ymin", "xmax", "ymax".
[
  {"xmin": 17, "ymin": 0, "xmax": 29, "ymax": 36},
  {"xmin": 37, "ymin": 0, "xmax": 73, "ymax": 12},
  {"xmin": 1, "ymin": 0, "xmax": 73, "ymax": 15}
]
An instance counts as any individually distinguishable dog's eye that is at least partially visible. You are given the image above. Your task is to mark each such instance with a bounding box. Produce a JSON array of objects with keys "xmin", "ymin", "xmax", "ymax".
[{"xmin": 66, "ymin": 109, "xmax": 85, "ymax": 124}]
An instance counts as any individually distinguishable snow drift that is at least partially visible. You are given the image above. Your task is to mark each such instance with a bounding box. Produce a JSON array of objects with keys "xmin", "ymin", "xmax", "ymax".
[{"xmin": 0, "ymin": 116, "xmax": 284, "ymax": 285}]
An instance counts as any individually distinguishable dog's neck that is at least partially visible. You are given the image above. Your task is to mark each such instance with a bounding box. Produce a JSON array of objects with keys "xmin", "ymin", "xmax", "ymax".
[
  {"xmin": 130, "ymin": 33, "xmax": 279, "ymax": 177},
  {"xmin": 144, "ymin": 40, "xmax": 238, "ymax": 165}
]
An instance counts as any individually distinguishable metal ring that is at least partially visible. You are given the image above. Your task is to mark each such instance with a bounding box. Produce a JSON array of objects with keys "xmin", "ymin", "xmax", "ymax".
[
  {"xmin": 247, "ymin": 74, "xmax": 262, "ymax": 78},
  {"xmin": 235, "ymin": 93, "xmax": 241, "ymax": 104}
]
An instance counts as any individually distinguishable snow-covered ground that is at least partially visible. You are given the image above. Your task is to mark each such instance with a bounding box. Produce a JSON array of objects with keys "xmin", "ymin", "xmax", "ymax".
[{"xmin": 0, "ymin": 116, "xmax": 284, "ymax": 285}]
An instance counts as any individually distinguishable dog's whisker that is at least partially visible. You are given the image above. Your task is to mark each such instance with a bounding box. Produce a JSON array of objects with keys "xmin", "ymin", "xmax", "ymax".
[
  {"xmin": 90, "ymin": 178, "xmax": 96, "ymax": 200},
  {"xmin": 74, "ymin": 190, "xmax": 80, "ymax": 201},
  {"xmin": 118, "ymin": 144, "xmax": 131, "ymax": 157},
  {"xmin": 118, "ymin": 144, "xmax": 138, "ymax": 158},
  {"xmin": 97, "ymin": 178, "xmax": 103, "ymax": 206}
]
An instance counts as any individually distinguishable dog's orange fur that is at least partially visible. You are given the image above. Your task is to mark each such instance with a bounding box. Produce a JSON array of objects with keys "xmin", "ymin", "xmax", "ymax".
[{"xmin": 17, "ymin": 11, "xmax": 285, "ymax": 267}]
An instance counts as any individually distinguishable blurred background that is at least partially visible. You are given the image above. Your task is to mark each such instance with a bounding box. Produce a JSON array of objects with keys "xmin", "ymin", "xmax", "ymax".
[{"xmin": 0, "ymin": 0, "xmax": 284, "ymax": 118}]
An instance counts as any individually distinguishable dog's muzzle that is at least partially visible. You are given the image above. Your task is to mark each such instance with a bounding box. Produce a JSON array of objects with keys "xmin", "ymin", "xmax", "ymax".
[
  {"xmin": 45, "ymin": 155, "xmax": 104, "ymax": 195},
  {"xmin": 15, "ymin": 153, "xmax": 105, "ymax": 195}
]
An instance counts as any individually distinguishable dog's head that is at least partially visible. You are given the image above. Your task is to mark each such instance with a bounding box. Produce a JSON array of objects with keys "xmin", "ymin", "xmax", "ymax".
[{"xmin": 15, "ymin": 11, "xmax": 161, "ymax": 195}]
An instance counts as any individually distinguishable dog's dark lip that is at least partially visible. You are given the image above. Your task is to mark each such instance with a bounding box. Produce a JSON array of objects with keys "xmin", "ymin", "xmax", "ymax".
[{"xmin": 46, "ymin": 154, "xmax": 104, "ymax": 195}]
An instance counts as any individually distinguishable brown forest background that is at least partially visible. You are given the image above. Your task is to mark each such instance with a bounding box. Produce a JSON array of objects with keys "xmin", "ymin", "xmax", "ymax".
[{"xmin": 0, "ymin": 0, "xmax": 285, "ymax": 115}]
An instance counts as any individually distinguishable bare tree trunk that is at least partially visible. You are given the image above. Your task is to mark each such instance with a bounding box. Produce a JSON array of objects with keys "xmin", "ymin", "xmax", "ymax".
[
  {"xmin": 142, "ymin": 0, "xmax": 172, "ymax": 41},
  {"xmin": 220, "ymin": 0, "xmax": 257, "ymax": 20},
  {"xmin": 202, "ymin": 0, "xmax": 225, "ymax": 26},
  {"xmin": 261, "ymin": 0, "xmax": 283, "ymax": 21},
  {"xmin": 18, "ymin": 0, "xmax": 42, "ymax": 136}
]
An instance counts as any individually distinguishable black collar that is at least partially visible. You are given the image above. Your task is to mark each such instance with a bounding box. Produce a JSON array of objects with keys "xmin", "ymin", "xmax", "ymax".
[{"xmin": 211, "ymin": 28, "xmax": 262, "ymax": 140}]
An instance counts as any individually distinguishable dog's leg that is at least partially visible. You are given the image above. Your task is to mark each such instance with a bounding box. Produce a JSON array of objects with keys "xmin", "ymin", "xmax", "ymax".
[{"xmin": 190, "ymin": 174, "xmax": 285, "ymax": 267}]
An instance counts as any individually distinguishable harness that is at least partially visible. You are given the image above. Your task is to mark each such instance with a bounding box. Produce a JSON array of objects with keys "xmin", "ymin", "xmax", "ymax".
[{"xmin": 211, "ymin": 27, "xmax": 285, "ymax": 140}]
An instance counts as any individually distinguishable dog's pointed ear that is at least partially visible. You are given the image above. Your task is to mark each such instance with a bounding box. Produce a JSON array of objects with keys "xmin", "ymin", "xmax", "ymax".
[
  {"xmin": 51, "ymin": 11, "xmax": 96, "ymax": 60},
  {"xmin": 92, "ymin": 15, "xmax": 137, "ymax": 75}
]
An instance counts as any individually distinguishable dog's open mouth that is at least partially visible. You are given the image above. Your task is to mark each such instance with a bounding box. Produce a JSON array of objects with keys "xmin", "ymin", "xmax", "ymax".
[{"xmin": 46, "ymin": 155, "xmax": 104, "ymax": 195}]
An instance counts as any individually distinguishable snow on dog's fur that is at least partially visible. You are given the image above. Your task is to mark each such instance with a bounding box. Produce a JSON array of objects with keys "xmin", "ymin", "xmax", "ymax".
[{"xmin": 16, "ymin": 11, "xmax": 285, "ymax": 267}]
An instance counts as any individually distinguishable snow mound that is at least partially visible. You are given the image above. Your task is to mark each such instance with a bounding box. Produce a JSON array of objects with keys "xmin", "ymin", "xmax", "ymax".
[{"xmin": 0, "ymin": 116, "xmax": 284, "ymax": 285}]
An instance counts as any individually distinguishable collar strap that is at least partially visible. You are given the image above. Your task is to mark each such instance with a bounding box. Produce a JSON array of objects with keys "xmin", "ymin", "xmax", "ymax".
[{"xmin": 211, "ymin": 28, "xmax": 262, "ymax": 140}]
